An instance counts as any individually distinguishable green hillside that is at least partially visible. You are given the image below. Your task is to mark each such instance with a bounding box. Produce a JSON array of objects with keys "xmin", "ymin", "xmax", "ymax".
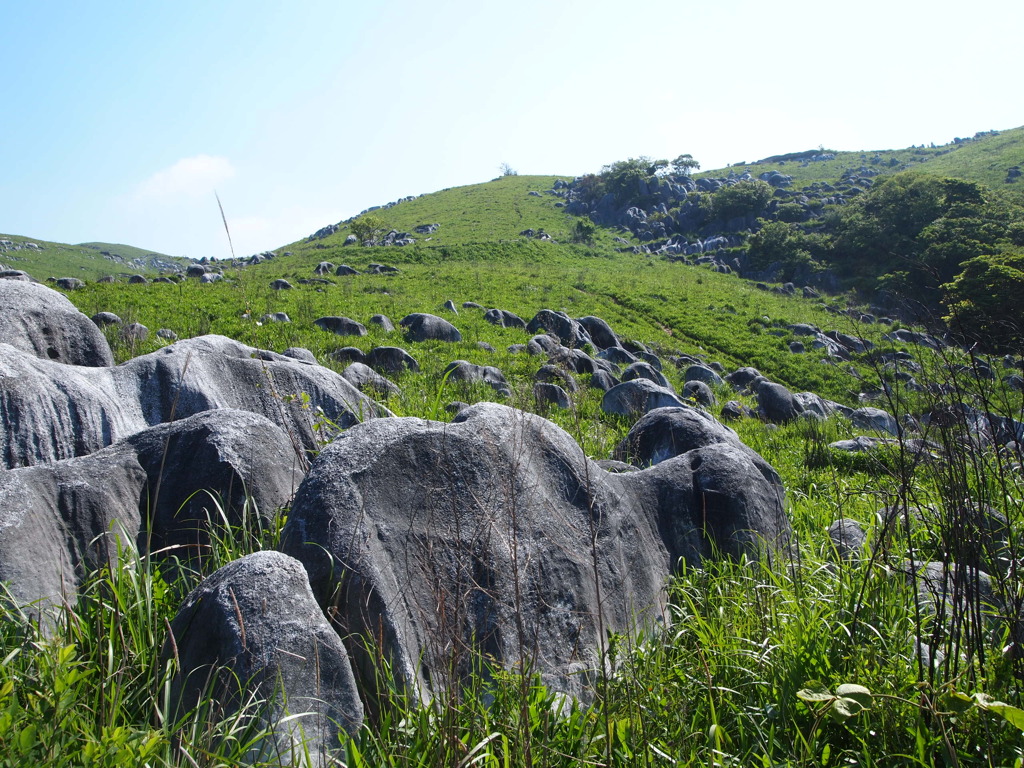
[
  {"xmin": 78, "ymin": 241, "xmax": 187, "ymax": 271},
  {"xmin": 6, "ymin": 127, "xmax": 1024, "ymax": 767},
  {"xmin": 0, "ymin": 233, "xmax": 187, "ymax": 280},
  {"xmin": 284, "ymin": 174, "xmax": 616, "ymax": 254},
  {"xmin": 715, "ymin": 126, "xmax": 1024, "ymax": 205}
]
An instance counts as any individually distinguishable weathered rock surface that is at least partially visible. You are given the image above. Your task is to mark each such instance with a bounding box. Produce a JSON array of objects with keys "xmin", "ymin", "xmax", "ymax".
[
  {"xmin": 526, "ymin": 310, "xmax": 592, "ymax": 349},
  {"xmin": 123, "ymin": 409, "xmax": 303, "ymax": 556},
  {"xmin": 683, "ymin": 364, "xmax": 723, "ymax": 388},
  {"xmin": 756, "ymin": 381, "xmax": 803, "ymax": 423},
  {"xmin": 443, "ymin": 360, "xmax": 511, "ymax": 396},
  {"xmin": 534, "ymin": 381, "xmax": 572, "ymax": 408},
  {"xmin": 0, "ymin": 335, "xmax": 388, "ymax": 469},
  {"xmin": 621, "ymin": 361, "xmax": 670, "ymax": 389},
  {"xmin": 281, "ymin": 347, "xmax": 317, "ymax": 364},
  {"xmin": 601, "ymin": 378, "xmax": 687, "ymax": 416},
  {"xmin": 682, "ymin": 380, "xmax": 716, "ymax": 407},
  {"xmin": 575, "ymin": 316, "xmax": 619, "ymax": 350},
  {"xmin": 400, "ymin": 313, "xmax": 462, "ymax": 342},
  {"xmin": 91, "ymin": 311, "xmax": 123, "ymax": 327},
  {"xmin": 167, "ymin": 552, "xmax": 363, "ymax": 766},
  {"xmin": 0, "ymin": 409, "xmax": 302, "ymax": 612},
  {"xmin": 368, "ymin": 314, "xmax": 395, "ymax": 332},
  {"xmin": 314, "ymin": 316, "xmax": 367, "ymax": 337},
  {"xmin": 343, "ymin": 362, "xmax": 401, "ymax": 397},
  {"xmin": 365, "ymin": 346, "xmax": 420, "ymax": 375},
  {"xmin": 0, "ymin": 280, "xmax": 114, "ymax": 366},
  {"xmin": 483, "ymin": 308, "xmax": 527, "ymax": 330},
  {"xmin": 281, "ymin": 403, "xmax": 788, "ymax": 705},
  {"xmin": 0, "ymin": 446, "xmax": 145, "ymax": 613},
  {"xmin": 851, "ymin": 406, "xmax": 900, "ymax": 436}
]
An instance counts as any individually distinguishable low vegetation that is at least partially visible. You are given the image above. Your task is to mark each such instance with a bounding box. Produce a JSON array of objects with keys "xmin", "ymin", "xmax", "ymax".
[{"xmin": 3, "ymin": 128, "xmax": 1024, "ymax": 766}]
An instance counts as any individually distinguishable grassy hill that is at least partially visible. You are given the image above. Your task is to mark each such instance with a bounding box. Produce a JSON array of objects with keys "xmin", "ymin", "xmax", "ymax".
[
  {"xmin": 6, "ymin": 127, "xmax": 1024, "ymax": 766},
  {"xmin": 48, "ymin": 230, "xmax": 1024, "ymax": 766},
  {"xmin": 0, "ymin": 233, "xmax": 187, "ymax": 280},
  {"xmin": 282, "ymin": 174, "xmax": 627, "ymax": 255},
  {"xmin": 713, "ymin": 125, "xmax": 1024, "ymax": 205}
]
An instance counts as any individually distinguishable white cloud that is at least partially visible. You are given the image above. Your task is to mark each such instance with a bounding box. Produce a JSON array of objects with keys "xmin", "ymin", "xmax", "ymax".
[{"xmin": 135, "ymin": 155, "xmax": 235, "ymax": 199}]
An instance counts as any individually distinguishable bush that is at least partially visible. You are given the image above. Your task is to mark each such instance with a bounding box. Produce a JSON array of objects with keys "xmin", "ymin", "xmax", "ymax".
[{"xmin": 710, "ymin": 180, "xmax": 773, "ymax": 222}]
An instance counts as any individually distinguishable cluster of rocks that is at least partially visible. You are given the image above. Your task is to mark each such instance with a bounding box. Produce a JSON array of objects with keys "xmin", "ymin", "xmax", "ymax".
[
  {"xmin": 0, "ymin": 238, "xmax": 42, "ymax": 253},
  {"xmin": 560, "ymin": 166, "xmax": 874, "ymax": 250},
  {"xmin": 0, "ymin": 277, "xmax": 793, "ymax": 764}
]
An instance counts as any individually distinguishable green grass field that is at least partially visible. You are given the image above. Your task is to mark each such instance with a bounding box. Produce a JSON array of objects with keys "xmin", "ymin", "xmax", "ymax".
[{"xmin": 3, "ymin": 130, "xmax": 1024, "ymax": 766}]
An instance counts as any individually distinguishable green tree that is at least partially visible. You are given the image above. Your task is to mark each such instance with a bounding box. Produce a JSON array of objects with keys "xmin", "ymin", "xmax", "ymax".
[
  {"xmin": 671, "ymin": 153, "xmax": 700, "ymax": 176},
  {"xmin": 746, "ymin": 220, "xmax": 825, "ymax": 280},
  {"xmin": 828, "ymin": 173, "xmax": 1015, "ymax": 298},
  {"xmin": 350, "ymin": 214, "xmax": 389, "ymax": 246},
  {"xmin": 942, "ymin": 250, "xmax": 1024, "ymax": 353},
  {"xmin": 710, "ymin": 180, "xmax": 773, "ymax": 223}
]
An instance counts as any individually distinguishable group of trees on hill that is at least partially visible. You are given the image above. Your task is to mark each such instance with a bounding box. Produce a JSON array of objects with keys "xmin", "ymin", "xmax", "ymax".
[
  {"xmin": 581, "ymin": 156, "xmax": 1024, "ymax": 353},
  {"xmin": 823, "ymin": 174, "xmax": 1024, "ymax": 350}
]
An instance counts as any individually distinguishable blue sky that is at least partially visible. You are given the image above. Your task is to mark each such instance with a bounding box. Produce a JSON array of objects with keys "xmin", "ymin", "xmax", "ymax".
[{"xmin": 2, "ymin": 0, "xmax": 1021, "ymax": 258}]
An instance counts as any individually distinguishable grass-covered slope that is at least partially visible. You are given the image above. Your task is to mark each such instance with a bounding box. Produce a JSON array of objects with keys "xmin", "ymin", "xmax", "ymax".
[
  {"xmin": 0, "ymin": 233, "xmax": 186, "ymax": 280},
  {"xmin": 715, "ymin": 125, "xmax": 1024, "ymax": 205},
  {"xmin": 27, "ymin": 246, "xmax": 1024, "ymax": 765},
  {"xmin": 6, "ymin": 128, "xmax": 1024, "ymax": 767},
  {"xmin": 281, "ymin": 174, "xmax": 634, "ymax": 255},
  {"xmin": 70, "ymin": 241, "xmax": 878, "ymax": 405}
]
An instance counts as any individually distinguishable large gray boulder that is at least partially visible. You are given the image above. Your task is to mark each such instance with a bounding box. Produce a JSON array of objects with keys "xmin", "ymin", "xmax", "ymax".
[
  {"xmin": 368, "ymin": 314, "xmax": 395, "ymax": 332},
  {"xmin": 123, "ymin": 409, "xmax": 304, "ymax": 557},
  {"xmin": 621, "ymin": 361, "xmax": 670, "ymax": 389},
  {"xmin": 756, "ymin": 381, "xmax": 803, "ymax": 423},
  {"xmin": 0, "ymin": 445, "xmax": 146, "ymax": 615},
  {"xmin": 601, "ymin": 379, "xmax": 687, "ymax": 417},
  {"xmin": 534, "ymin": 382, "xmax": 572, "ymax": 409},
  {"xmin": 851, "ymin": 406, "xmax": 900, "ymax": 436},
  {"xmin": 0, "ymin": 280, "xmax": 113, "ymax": 366},
  {"xmin": 0, "ymin": 409, "xmax": 302, "ymax": 613},
  {"xmin": 598, "ymin": 346, "xmax": 637, "ymax": 366},
  {"xmin": 281, "ymin": 403, "xmax": 788, "ymax": 705},
  {"xmin": 682, "ymin": 380, "xmax": 716, "ymax": 407},
  {"xmin": 684, "ymin": 365, "xmax": 723, "ymax": 388},
  {"xmin": 613, "ymin": 406, "xmax": 778, "ymax": 477},
  {"xmin": 793, "ymin": 392, "xmax": 853, "ymax": 419},
  {"xmin": 0, "ymin": 335, "xmax": 388, "ymax": 469},
  {"xmin": 575, "ymin": 316, "xmax": 619, "ymax": 350},
  {"xmin": 483, "ymin": 308, "xmax": 527, "ymax": 330},
  {"xmin": 442, "ymin": 360, "xmax": 511, "ymax": 396},
  {"xmin": 365, "ymin": 346, "xmax": 420, "ymax": 375},
  {"xmin": 726, "ymin": 367, "xmax": 764, "ymax": 392},
  {"xmin": 314, "ymin": 316, "xmax": 367, "ymax": 337},
  {"xmin": 167, "ymin": 552, "xmax": 363, "ymax": 766},
  {"xmin": 400, "ymin": 313, "xmax": 462, "ymax": 342},
  {"xmin": 526, "ymin": 310, "xmax": 592, "ymax": 349},
  {"xmin": 342, "ymin": 362, "xmax": 401, "ymax": 397}
]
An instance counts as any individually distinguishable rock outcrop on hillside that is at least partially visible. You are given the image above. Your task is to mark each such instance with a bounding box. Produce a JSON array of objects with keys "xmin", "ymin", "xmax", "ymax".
[
  {"xmin": 0, "ymin": 409, "xmax": 301, "ymax": 613},
  {"xmin": 167, "ymin": 552, "xmax": 363, "ymax": 767},
  {"xmin": 281, "ymin": 402, "xmax": 788, "ymax": 704},
  {"xmin": 0, "ymin": 334, "xmax": 389, "ymax": 469},
  {"xmin": 0, "ymin": 279, "xmax": 114, "ymax": 366}
]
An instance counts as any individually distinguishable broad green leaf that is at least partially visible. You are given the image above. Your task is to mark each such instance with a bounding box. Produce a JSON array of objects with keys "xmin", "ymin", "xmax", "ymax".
[
  {"xmin": 836, "ymin": 684, "xmax": 872, "ymax": 709},
  {"xmin": 831, "ymin": 696, "xmax": 866, "ymax": 721},
  {"xmin": 19, "ymin": 723, "xmax": 38, "ymax": 752},
  {"xmin": 976, "ymin": 696, "xmax": 1024, "ymax": 730},
  {"xmin": 797, "ymin": 682, "xmax": 834, "ymax": 703}
]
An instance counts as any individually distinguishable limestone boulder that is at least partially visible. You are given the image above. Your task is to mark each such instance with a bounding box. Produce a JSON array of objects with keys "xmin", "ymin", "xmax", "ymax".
[
  {"xmin": 281, "ymin": 403, "xmax": 788, "ymax": 705},
  {"xmin": 167, "ymin": 552, "xmax": 363, "ymax": 766},
  {"xmin": 0, "ymin": 280, "xmax": 113, "ymax": 366}
]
